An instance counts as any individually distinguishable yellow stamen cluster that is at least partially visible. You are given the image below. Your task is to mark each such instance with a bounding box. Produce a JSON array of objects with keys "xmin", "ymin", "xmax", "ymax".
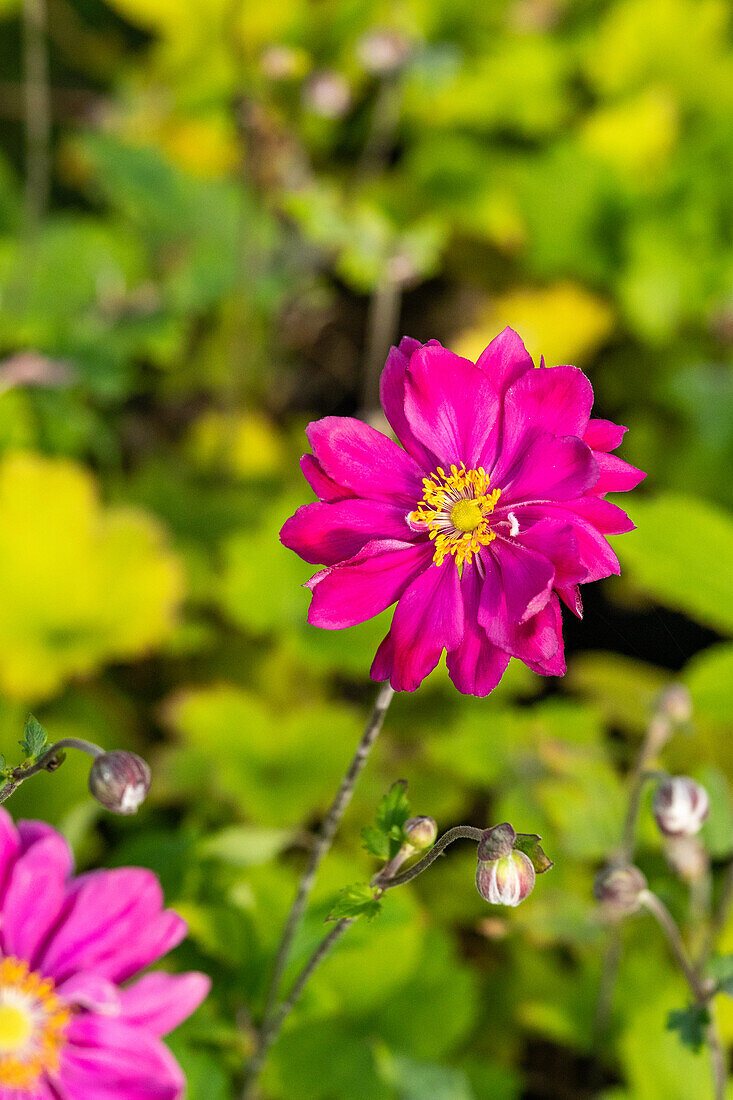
[
  {"xmin": 0, "ymin": 957, "xmax": 70, "ymax": 1090},
  {"xmin": 410, "ymin": 464, "xmax": 501, "ymax": 566}
]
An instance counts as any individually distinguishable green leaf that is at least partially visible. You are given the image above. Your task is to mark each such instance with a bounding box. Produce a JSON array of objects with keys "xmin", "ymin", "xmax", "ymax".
[
  {"xmin": 617, "ymin": 495, "xmax": 733, "ymax": 635},
  {"xmin": 666, "ymin": 1005, "xmax": 710, "ymax": 1053},
  {"xmin": 375, "ymin": 1047, "xmax": 475, "ymax": 1100},
  {"xmin": 198, "ymin": 826, "xmax": 294, "ymax": 867},
  {"xmin": 20, "ymin": 714, "xmax": 48, "ymax": 760},
  {"xmin": 326, "ymin": 883, "xmax": 382, "ymax": 923},
  {"xmin": 707, "ymin": 955, "xmax": 733, "ymax": 997},
  {"xmin": 376, "ymin": 780, "xmax": 410, "ymax": 835},
  {"xmin": 361, "ymin": 825, "xmax": 392, "ymax": 860},
  {"xmin": 513, "ymin": 833, "xmax": 554, "ymax": 874}
]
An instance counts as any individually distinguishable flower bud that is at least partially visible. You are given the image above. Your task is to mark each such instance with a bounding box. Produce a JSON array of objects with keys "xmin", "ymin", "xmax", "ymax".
[
  {"xmin": 477, "ymin": 822, "xmax": 515, "ymax": 862},
  {"xmin": 403, "ymin": 816, "xmax": 437, "ymax": 851},
  {"xmin": 653, "ymin": 777, "xmax": 709, "ymax": 837},
  {"xmin": 88, "ymin": 751, "xmax": 151, "ymax": 815},
  {"xmin": 476, "ymin": 850, "xmax": 535, "ymax": 907},
  {"xmin": 303, "ymin": 72, "xmax": 351, "ymax": 119},
  {"xmin": 593, "ymin": 864, "xmax": 647, "ymax": 914},
  {"xmin": 356, "ymin": 29, "xmax": 412, "ymax": 75}
]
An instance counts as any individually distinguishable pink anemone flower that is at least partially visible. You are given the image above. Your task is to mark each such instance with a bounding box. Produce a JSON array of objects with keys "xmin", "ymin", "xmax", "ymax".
[
  {"xmin": 0, "ymin": 810, "xmax": 209, "ymax": 1099},
  {"xmin": 281, "ymin": 329, "xmax": 645, "ymax": 695}
]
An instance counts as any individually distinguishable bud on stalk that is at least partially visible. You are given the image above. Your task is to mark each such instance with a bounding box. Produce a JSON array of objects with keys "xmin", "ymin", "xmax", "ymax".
[
  {"xmin": 88, "ymin": 751, "xmax": 151, "ymax": 815},
  {"xmin": 594, "ymin": 864, "xmax": 647, "ymax": 915},
  {"xmin": 403, "ymin": 816, "xmax": 438, "ymax": 851},
  {"xmin": 476, "ymin": 850, "xmax": 535, "ymax": 907},
  {"xmin": 653, "ymin": 777, "xmax": 709, "ymax": 837}
]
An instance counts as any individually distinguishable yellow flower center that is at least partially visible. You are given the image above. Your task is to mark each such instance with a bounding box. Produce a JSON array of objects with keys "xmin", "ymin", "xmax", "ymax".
[
  {"xmin": 409, "ymin": 464, "xmax": 501, "ymax": 567},
  {"xmin": 0, "ymin": 957, "xmax": 70, "ymax": 1090}
]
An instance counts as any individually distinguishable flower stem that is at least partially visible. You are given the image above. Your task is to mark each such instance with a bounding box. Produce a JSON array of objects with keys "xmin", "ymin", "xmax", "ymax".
[
  {"xmin": 0, "ymin": 738, "xmax": 104, "ymax": 806},
  {"xmin": 243, "ymin": 683, "xmax": 394, "ymax": 1095},
  {"xmin": 640, "ymin": 889, "xmax": 725, "ymax": 1100},
  {"xmin": 243, "ymin": 821, "xmax": 483, "ymax": 1096}
]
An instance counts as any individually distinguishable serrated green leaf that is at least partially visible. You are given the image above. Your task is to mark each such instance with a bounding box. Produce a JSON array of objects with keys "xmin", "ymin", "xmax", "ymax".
[
  {"xmin": 513, "ymin": 833, "xmax": 554, "ymax": 874},
  {"xmin": 362, "ymin": 824, "xmax": 391, "ymax": 860},
  {"xmin": 326, "ymin": 883, "xmax": 382, "ymax": 922},
  {"xmin": 20, "ymin": 714, "xmax": 48, "ymax": 760},
  {"xmin": 666, "ymin": 1004, "xmax": 710, "ymax": 1053}
]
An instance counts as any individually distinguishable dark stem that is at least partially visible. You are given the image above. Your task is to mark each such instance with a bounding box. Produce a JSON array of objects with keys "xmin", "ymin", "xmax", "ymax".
[
  {"xmin": 0, "ymin": 738, "xmax": 104, "ymax": 805},
  {"xmin": 374, "ymin": 825, "xmax": 483, "ymax": 890},
  {"xmin": 640, "ymin": 890, "xmax": 725, "ymax": 1100},
  {"xmin": 22, "ymin": 0, "xmax": 51, "ymax": 230},
  {"xmin": 360, "ymin": 275, "xmax": 402, "ymax": 417},
  {"xmin": 242, "ymin": 684, "xmax": 394, "ymax": 1096}
]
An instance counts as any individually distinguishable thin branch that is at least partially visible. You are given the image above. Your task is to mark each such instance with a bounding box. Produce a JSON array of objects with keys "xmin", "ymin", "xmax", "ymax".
[
  {"xmin": 374, "ymin": 825, "xmax": 483, "ymax": 890},
  {"xmin": 0, "ymin": 738, "xmax": 103, "ymax": 805}
]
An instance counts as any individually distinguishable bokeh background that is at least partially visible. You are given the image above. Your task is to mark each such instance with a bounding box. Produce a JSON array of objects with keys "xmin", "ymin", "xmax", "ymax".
[{"xmin": 1, "ymin": 0, "xmax": 733, "ymax": 1096}]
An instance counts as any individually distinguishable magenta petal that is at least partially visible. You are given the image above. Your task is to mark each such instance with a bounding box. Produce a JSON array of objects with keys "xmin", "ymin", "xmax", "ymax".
[
  {"xmin": 39, "ymin": 869, "xmax": 185, "ymax": 984},
  {"xmin": 495, "ymin": 431, "xmax": 598, "ymax": 505},
  {"xmin": 307, "ymin": 539, "xmax": 432, "ymax": 629},
  {"xmin": 0, "ymin": 809, "xmax": 19, "ymax": 901},
  {"xmin": 583, "ymin": 418, "xmax": 627, "ymax": 452},
  {"xmin": 492, "ymin": 539, "xmax": 555, "ymax": 623},
  {"xmin": 280, "ymin": 499, "xmax": 414, "ymax": 566},
  {"xmin": 380, "ymin": 338, "xmax": 441, "ymax": 468},
  {"xmin": 525, "ymin": 605, "xmax": 566, "ymax": 675},
  {"xmin": 370, "ymin": 630, "xmax": 395, "ymax": 682},
  {"xmin": 306, "ymin": 417, "xmax": 425, "ymax": 506},
  {"xmin": 446, "ymin": 563, "xmax": 511, "ymax": 696},
  {"xmin": 300, "ymin": 454, "xmax": 354, "ymax": 503},
  {"xmin": 519, "ymin": 503, "xmax": 620, "ymax": 582},
  {"xmin": 62, "ymin": 1015, "xmax": 184, "ymax": 1100},
  {"xmin": 479, "ymin": 558, "xmax": 561, "ymax": 663},
  {"xmin": 515, "ymin": 517, "xmax": 586, "ymax": 589},
  {"xmin": 592, "ymin": 452, "xmax": 646, "ymax": 495},
  {"xmin": 404, "ymin": 346, "xmax": 499, "ymax": 468},
  {"xmin": 119, "ymin": 972, "xmax": 211, "ymax": 1036},
  {"xmin": 2, "ymin": 833, "xmax": 72, "ymax": 967},
  {"xmin": 557, "ymin": 584, "xmax": 583, "ymax": 618},
  {"xmin": 475, "ymin": 327, "xmax": 534, "ymax": 393},
  {"xmin": 57, "ymin": 972, "xmax": 121, "ymax": 1016},
  {"xmin": 17, "ymin": 819, "xmax": 62, "ymax": 853},
  {"xmin": 502, "ymin": 365, "xmax": 594, "ymax": 442},
  {"xmin": 567, "ymin": 495, "xmax": 635, "ymax": 535},
  {"xmin": 382, "ymin": 561, "xmax": 464, "ymax": 692}
]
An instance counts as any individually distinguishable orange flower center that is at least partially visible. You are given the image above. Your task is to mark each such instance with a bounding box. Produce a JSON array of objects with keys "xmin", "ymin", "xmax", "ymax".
[
  {"xmin": 409, "ymin": 464, "xmax": 501, "ymax": 566},
  {"xmin": 0, "ymin": 957, "xmax": 70, "ymax": 1090}
]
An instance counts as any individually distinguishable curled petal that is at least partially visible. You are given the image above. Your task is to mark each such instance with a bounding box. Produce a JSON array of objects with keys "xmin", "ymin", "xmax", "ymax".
[
  {"xmin": 592, "ymin": 452, "xmax": 646, "ymax": 495},
  {"xmin": 307, "ymin": 540, "xmax": 433, "ymax": 629},
  {"xmin": 584, "ymin": 418, "xmax": 627, "ymax": 452},
  {"xmin": 300, "ymin": 454, "xmax": 354, "ymax": 503}
]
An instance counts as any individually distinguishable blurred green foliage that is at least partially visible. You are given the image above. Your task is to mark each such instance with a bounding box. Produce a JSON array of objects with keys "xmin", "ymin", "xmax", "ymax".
[{"xmin": 0, "ymin": 0, "xmax": 732, "ymax": 1095}]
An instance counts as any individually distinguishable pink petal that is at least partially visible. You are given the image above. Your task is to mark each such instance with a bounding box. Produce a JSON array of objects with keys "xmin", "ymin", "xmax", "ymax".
[
  {"xmin": 39, "ymin": 869, "xmax": 185, "ymax": 984},
  {"xmin": 491, "ymin": 538, "xmax": 555, "ymax": 623},
  {"xmin": 61, "ymin": 1016, "xmax": 185, "ymax": 1100},
  {"xmin": 17, "ymin": 819, "xmax": 62, "ymax": 852},
  {"xmin": 306, "ymin": 539, "xmax": 432, "ymax": 629},
  {"xmin": 525, "ymin": 615, "xmax": 567, "ymax": 676},
  {"xmin": 404, "ymin": 345, "xmax": 499, "ymax": 468},
  {"xmin": 514, "ymin": 517, "xmax": 586, "ymax": 589},
  {"xmin": 502, "ymin": 365, "xmax": 594, "ymax": 442},
  {"xmin": 380, "ymin": 338, "xmax": 441, "ymax": 468},
  {"xmin": 479, "ymin": 558, "xmax": 562, "ymax": 663},
  {"xmin": 583, "ymin": 418, "xmax": 627, "ymax": 452},
  {"xmin": 446, "ymin": 563, "xmax": 511, "ymax": 696},
  {"xmin": 57, "ymin": 973, "xmax": 121, "ymax": 1016},
  {"xmin": 493, "ymin": 431, "xmax": 598, "ymax": 505},
  {"xmin": 119, "ymin": 972, "xmax": 211, "ymax": 1036},
  {"xmin": 592, "ymin": 452, "xmax": 646, "ymax": 495},
  {"xmin": 475, "ymin": 327, "xmax": 534, "ymax": 393},
  {"xmin": 1, "ymin": 833, "xmax": 72, "ymax": 967},
  {"xmin": 300, "ymin": 454, "xmax": 354, "ymax": 503},
  {"xmin": 0, "ymin": 809, "xmax": 19, "ymax": 901},
  {"xmin": 374, "ymin": 560, "xmax": 464, "ymax": 692},
  {"xmin": 567, "ymin": 495, "xmax": 635, "ymax": 535},
  {"xmin": 518, "ymin": 503, "xmax": 620, "ymax": 582},
  {"xmin": 306, "ymin": 417, "xmax": 425, "ymax": 506},
  {"xmin": 280, "ymin": 499, "xmax": 414, "ymax": 566},
  {"xmin": 557, "ymin": 584, "xmax": 583, "ymax": 618}
]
